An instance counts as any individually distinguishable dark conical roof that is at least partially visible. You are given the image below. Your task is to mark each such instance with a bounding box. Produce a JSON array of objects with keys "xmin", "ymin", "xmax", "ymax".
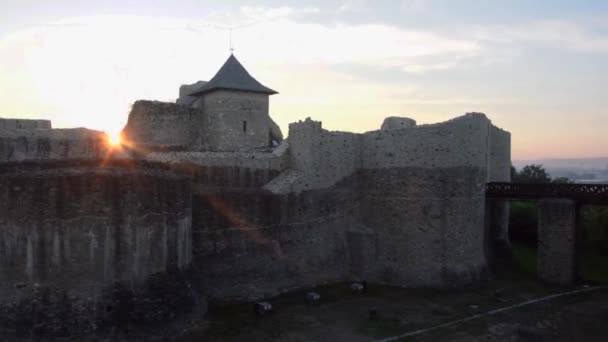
[{"xmin": 188, "ymin": 54, "xmax": 278, "ymax": 96}]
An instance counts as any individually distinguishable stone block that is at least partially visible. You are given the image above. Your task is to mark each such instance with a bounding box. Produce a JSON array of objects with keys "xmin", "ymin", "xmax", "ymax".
[{"xmin": 538, "ymin": 198, "xmax": 577, "ymax": 285}]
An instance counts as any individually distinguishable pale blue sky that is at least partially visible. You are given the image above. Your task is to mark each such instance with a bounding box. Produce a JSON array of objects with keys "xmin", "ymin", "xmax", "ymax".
[{"xmin": 0, "ymin": 0, "xmax": 607, "ymax": 159}]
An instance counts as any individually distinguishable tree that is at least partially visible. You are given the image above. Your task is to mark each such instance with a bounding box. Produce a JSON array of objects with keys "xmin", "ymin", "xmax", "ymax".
[
  {"xmin": 509, "ymin": 164, "xmax": 569, "ymax": 247},
  {"xmin": 552, "ymin": 177, "xmax": 574, "ymax": 184},
  {"xmin": 513, "ymin": 164, "xmax": 551, "ymax": 183}
]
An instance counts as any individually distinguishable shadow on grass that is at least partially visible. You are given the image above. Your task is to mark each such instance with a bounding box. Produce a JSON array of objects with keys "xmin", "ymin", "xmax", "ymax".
[
  {"xmin": 511, "ymin": 242, "xmax": 537, "ymax": 277},
  {"xmin": 511, "ymin": 240, "xmax": 608, "ymax": 284}
]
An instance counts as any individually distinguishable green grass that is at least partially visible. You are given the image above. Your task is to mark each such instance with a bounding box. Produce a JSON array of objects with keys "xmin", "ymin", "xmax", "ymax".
[
  {"xmin": 579, "ymin": 247, "xmax": 608, "ymax": 283},
  {"xmin": 511, "ymin": 242, "xmax": 537, "ymax": 277},
  {"xmin": 357, "ymin": 318, "xmax": 409, "ymax": 339},
  {"xmin": 511, "ymin": 241, "xmax": 608, "ymax": 283}
]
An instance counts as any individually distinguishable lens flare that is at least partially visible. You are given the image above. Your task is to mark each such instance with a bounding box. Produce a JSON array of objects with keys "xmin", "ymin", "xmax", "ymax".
[{"xmin": 108, "ymin": 132, "xmax": 122, "ymax": 146}]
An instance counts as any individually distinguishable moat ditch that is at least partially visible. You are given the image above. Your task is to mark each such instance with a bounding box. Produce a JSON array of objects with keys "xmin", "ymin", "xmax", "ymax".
[
  {"xmin": 178, "ymin": 275, "xmax": 608, "ymax": 341},
  {"xmin": 3, "ymin": 275, "xmax": 606, "ymax": 341}
]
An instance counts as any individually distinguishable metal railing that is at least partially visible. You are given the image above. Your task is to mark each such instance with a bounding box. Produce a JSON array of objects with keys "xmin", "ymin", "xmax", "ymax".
[{"xmin": 486, "ymin": 182, "xmax": 608, "ymax": 204}]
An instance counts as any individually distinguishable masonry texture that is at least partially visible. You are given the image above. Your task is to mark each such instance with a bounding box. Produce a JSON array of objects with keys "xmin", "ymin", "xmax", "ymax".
[
  {"xmin": 537, "ymin": 198, "xmax": 577, "ymax": 285},
  {"xmin": 0, "ymin": 160, "xmax": 203, "ymax": 338},
  {"xmin": 121, "ymin": 100, "xmax": 204, "ymax": 152},
  {"xmin": 169, "ymin": 113, "xmax": 511, "ymax": 298},
  {"xmin": 200, "ymin": 90, "xmax": 271, "ymax": 151},
  {"xmin": 0, "ymin": 128, "xmax": 109, "ymax": 161},
  {"xmin": 485, "ymin": 125, "xmax": 512, "ymax": 267},
  {"xmin": 0, "ymin": 111, "xmax": 512, "ymax": 338},
  {"xmin": 0, "ymin": 119, "xmax": 51, "ymax": 130}
]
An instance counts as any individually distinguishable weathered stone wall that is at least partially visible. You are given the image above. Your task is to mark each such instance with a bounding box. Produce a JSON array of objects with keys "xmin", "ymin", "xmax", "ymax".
[
  {"xmin": 356, "ymin": 114, "xmax": 492, "ymax": 286},
  {"xmin": 488, "ymin": 125, "xmax": 511, "ymax": 182},
  {"xmin": 143, "ymin": 146, "xmax": 348, "ymax": 301},
  {"xmin": 191, "ymin": 176, "xmax": 359, "ymax": 300},
  {"xmin": 260, "ymin": 113, "xmax": 510, "ymax": 289},
  {"xmin": 358, "ymin": 167, "xmax": 487, "ymax": 285},
  {"xmin": 0, "ymin": 108, "xmax": 512, "ymax": 321},
  {"xmin": 0, "ymin": 118, "xmax": 52, "ymax": 130},
  {"xmin": 361, "ymin": 113, "xmax": 490, "ymax": 169},
  {"xmin": 141, "ymin": 144, "xmax": 349, "ymax": 300},
  {"xmin": 202, "ymin": 90, "xmax": 270, "ymax": 151},
  {"xmin": 279, "ymin": 113, "xmax": 505, "ymax": 194},
  {"xmin": 485, "ymin": 125, "xmax": 512, "ymax": 267},
  {"xmin": 121, "ymin": 100, "xmax": 204, "ymax": 152},
  {"xmin": 0, "ymin": 127, "xmax": 109, "ymax": 162},
  {"xmin": 275, "ymin": 118, "xmax": 361, "ymax": 193},
  {"xmin": 380, "ymin": 116, "xmax": 416, "ymax": 130},
  {"xmin": 537, "ymin": 199, "xmax": 577, "ymax": 285},
  {"xmin": 0, "ymin": 160, "xmax": 203, "ymax": 337},
  {"xmin": 146, "ymin": 146, "xmax": 289, "ymax": 172},
  {"xmin": 177, "ymin": 81, "xmax": 207, "ymax": 107}
]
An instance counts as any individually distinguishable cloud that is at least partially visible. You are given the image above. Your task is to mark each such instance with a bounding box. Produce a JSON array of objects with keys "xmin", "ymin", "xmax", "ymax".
[
  {"xmin": 0, "ymin": 8, "xmax": 484, "ymax": 133},
  {"xmin": 473, "ymin": 19, "xmax": 608, "ymax": 53},
  {"xmin": 338, "ymin": 0, "xmax": 369, "ymax": 13},
  {"xmin": 400, "ymin": 0, "xmax": 429, "ymax": 13},
  {"xmin": 1, "ymin": 6, "xmax": 605, "ymax": 138}
]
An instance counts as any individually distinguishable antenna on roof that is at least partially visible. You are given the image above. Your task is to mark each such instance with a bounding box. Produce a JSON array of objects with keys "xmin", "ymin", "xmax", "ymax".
[{"xmin": 229, "ymin": 28, "xmax": 234, "ymax": 54}]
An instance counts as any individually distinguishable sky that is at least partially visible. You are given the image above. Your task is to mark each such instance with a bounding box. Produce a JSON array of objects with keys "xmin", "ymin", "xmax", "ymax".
[{"xmin": 0, "ymin": 0, "xmax": 607, "ymax": 160}]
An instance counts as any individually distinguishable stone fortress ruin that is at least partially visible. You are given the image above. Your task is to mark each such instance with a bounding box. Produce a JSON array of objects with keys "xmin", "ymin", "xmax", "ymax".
[{"xmin": 0, "ymin": 54, "xmax": 512, "ymax": 336}]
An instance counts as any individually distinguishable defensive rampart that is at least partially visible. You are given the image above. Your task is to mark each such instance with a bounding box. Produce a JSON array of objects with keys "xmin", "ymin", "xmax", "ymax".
[
  {"xmin": 0, "ymin": 118, "xmax": 51, "ymax": 130},
  {"xmin": 121, "ymin": 100, "xmax": 204, "ymax": 152},
  {"xmin": 258, "ymin": 113, "xmax": 510, "ymax": 288},
  {"xmin": 0, "ymin": 128, "xmax": 109, "ymax": 162},
  {"xmin": 0, "ymin": 111, "xmax": 512, "ymax": 334},
  {"xmin": 0, "ymin": 160, "xmax": 203, "ymax": 337}
]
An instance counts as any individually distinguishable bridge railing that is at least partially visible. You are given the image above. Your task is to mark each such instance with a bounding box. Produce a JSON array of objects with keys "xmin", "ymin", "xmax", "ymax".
[{"xmin": 486, "ymin": 182, "xmax": 608, "ymax": 204}]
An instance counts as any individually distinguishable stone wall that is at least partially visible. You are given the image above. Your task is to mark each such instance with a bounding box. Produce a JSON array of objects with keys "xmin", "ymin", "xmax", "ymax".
[
  {"xmin": 121, "ymin": 100, "xmax": 204, "ymax": 152},
  {"xmin": 537, "ymin": 199, "xmax": 577, "ymax": 285},
  {"xmin": 358, "ymin": 167, "xmax": 487, "ymax": 285},
  {"xmin": 0, "ymin": 127, "xmax": 109, "ymax": 162},
  {"xmin": 488, "ymin": 125, "xmax": 511, "ymax": 182},
  {"xmin": 191, "ymin": 176, "xmax": 359, "ymax": 300},
  {"xmin": 201, "ymin": 90, "xmax": 270, "ymax": 151},
  {"xmin": 0, "ymin": 118, "xmax": 52, "ymax": 130},
  {"xmin": 276, "ymin": 118, "xmax": 361, "ymax": 193},
  {"xmin": 260, "ymin": 113, "xmax": 510, "ymax": 288},
  {"xmin": 0, "ymin": 109, "xmax": 512, "ymax": 328},
  {"xmin": 0, "ymin": 160, "xmax": 203, "ymax": 337},
  {"xmin": 279, "ymin": 113, "xmax": 502, "ymax": 193},
  {"xmin": 485, "ymin": 125, "xmax": 512, "ymax": 267},
  {"xmin": 361, "ymin": 113, "xmax": 490, "ymax": 169},
  {"xmin": 380, "ymin": 116, "xmax": 416, "ymax": 130},
  {"xmin": 144, "ymin": 147, "xmax": 349, "ymax": 300},
  {"xmin": 177, "ymin": 81, "xmax": 207, "ymax": 107},
  {"xmin": 184, "ymin": 113, "xmax": 510, "ymax": 298},
  {"xmin": 146, "ymin": 145, "xmax": 289, "ymax": 171},
  {"xmin": 357, "ymin": 114, "xmax": 492, "ymax": 286}
]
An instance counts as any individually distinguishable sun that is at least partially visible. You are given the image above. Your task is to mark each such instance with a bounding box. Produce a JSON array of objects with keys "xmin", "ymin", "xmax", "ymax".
[{"xmin": 107, "ymin": 132, "xmax": 122, "ymax": 147}]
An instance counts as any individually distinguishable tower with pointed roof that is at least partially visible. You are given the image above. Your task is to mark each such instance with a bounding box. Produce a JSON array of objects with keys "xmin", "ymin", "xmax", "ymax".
[{"xmin": 185, "ymin": 54, "xmax": 278, "ymax": 151}]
